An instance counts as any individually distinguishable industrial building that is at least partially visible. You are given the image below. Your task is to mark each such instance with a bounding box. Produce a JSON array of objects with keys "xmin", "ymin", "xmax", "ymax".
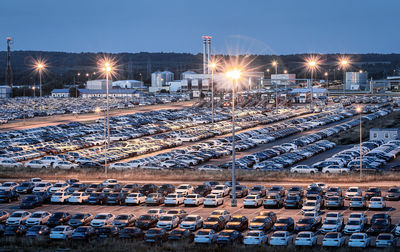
[
  {"xmin": 0, "ymin": 86, "xmax": 12, "ymax": 98},
  {"xmin": 346, "ymin": 72, "xmax": 368, "ymax": 90},
  {"xmin": 86, "ymin": 79, "xmax": 112, "ymax": 90},
  {"xmin": 112, "ymin": 80, "xmax": 145, "ymax": 89},
  {"xmin": 370, "ymin": 128, "xmax": 399, "ymax": 142},
  {"xmin": 150, "ymin": 71, "xmax": 174, "ymax": 92}
]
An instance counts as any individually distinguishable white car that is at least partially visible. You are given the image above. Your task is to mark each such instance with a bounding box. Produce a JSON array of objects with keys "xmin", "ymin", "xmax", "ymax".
[
  {"xmin": 156, "ymin": 214, "xmax": 180, "ymax": 230},
  {"xmin": 375, "ymin": 233, "xmax": 395, "ymax": 247},
  {"xmin": 322, "ymin": 166, "xmax": 350, "ymax": 174},
  {"xmin": 25, "ymin": 211, "xmax": 51, "ymax": 226},
  {"xmin": 103, "ymin": 179, "xmax": 118, "ymax": 186},
  {"xmin": 243, "ymin": 230, "xmax": 268, "ymax": 245},
  {"xmin": 322, "ymin": 232, "xmax": 346, "ymax": 247},
  {"xmin": 49, "ymin": 183, "xmax": 69, "ymax": 193},
  {"xmin": 204, "ymin": 194, "xmax": 224, "ymax": 207},
  {"xmin": 368, "ymin": 197, "xmax": 386, "ymax": 209},
  {"xmin": 24, "ymin": 160, "xmax": 48, "ymax": 169},
  {"xmin": 290, "ymin": 165, "xmax": 318, "ymax": 174},
  {"xmin": 301, "ymin": 200, "xmax": 320, "ymax": 214},
  {"xmin": 50, "ymin": 225, "xmax": 74, "ymax": 240},
  {"xmin": 243, "ymin": 195, "xmax": 263, "ymax": 208},
  {"xmin": 90, "ymin": 213, "xmax": 115, "ymax": 227},
  {"xmin": 32, "ymin": 182, "xmax": 52, "ymax": 193},
  {"xmin": 345, "ymin": 187, "xmax": 362, "ymax": 199},
  {"xmin": 6, "ymin": 211, "xmax": 31, "ymax": 225},
  {"xmin": 50, "ymin": 192, "xmax": 71, "ymax": 203},
  {"xmin": 40, "ymin": 156, "xmax": 62, "ymax": 166},
  {"xmin": 0, "ymin": 181, "xmax": 18, "ymax": 191},
  {"xmin": 147, "ymin": 209, "xmax": 166, "ymax": 218},
  {"xmin": 321, "ymin": 218, "xmax": 343, "ymax": 233},
  {"xmin": 184, "ymin": 194, "xmax": 204, "ymax": 206},
  {"xmin": 348, "ymin": 233, "xmax": 370, "ymax": 248},
  {"xmin": 294, "ymin": 231, "xmax": 317, "ymax": 246},
  {"xmin": 29, "ymin": 178, "xmax": 42, "ymax": 185},
  {"xmin": 269, "ymin": 231, "xmax": 293, "ymax": 246},
  {"xmin": 210, "ymin": 210, "xmax": 231, "ymax": 222},
  {"xmin": 53, "ymin": 161, "xmax": 78, "ymax": 170},
  {"xmin": 164, "ymin": 193, "xmax": 184, "ymax": 206},
  {"xmin": 125, "ymin": 193, "xmax": 146, "ymax": 205},
  {"xmin": 308, "ymin": 182, "xmax": 327, "ymax": 191},
  {"xmin": 348, "ymin": 213, "xmax": 368, "ymax": 225},
  {"xmin": 175, "ymin": 184, "xmax": 193, "ymax": 196},
  {"xmin": 109, "ymin": 162, "xmax": 136, "ymax": 170},
  {"xmin": 325, "ymin": 212, "xmax": 344, "ymax": 223},
  {"xmin": 180, "ymin": 215, "xmax": 203, "ymax": 231},
  {"xmin": 68, "ymin": 192, "xmax": 89, "ymax": 204},
  {"xmin": 0, "ymin": 159, "xmax": 22, "ymax": 168},
  {"xmin": 211, "ymin": 185, "xmax": 230, "ymax": 196},
  {"xmin": 344, "ymin": 218, "xmax": 364, "ymax": 234},
  {"xmin": 194, "ymin": 229, "xmax": 217, "ymax": 244}
]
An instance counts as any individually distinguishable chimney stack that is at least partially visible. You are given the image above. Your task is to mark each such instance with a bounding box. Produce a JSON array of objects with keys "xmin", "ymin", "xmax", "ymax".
[
  {"xmin": 202, "ymin": 36, "xmax": 208, "ymax": 74},
  {"xmin": 207, "ymin": 36, "xmax": 212, "ymax": 74}
]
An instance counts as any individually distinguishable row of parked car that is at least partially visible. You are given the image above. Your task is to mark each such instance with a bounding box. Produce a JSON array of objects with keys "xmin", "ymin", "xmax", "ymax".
[
  {"xmin": 0, "ymin": 94, "xmax": 190, "ymax": 125},
  {"xmin": 1, "ymin": 206, "xmax": 400, "ymax": 248}
]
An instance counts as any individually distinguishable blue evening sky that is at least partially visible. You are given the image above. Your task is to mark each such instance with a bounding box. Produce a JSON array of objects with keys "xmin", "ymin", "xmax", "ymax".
[{"xmin": 1, "ymin": 0, "xmax": 399, "ymax": 54}]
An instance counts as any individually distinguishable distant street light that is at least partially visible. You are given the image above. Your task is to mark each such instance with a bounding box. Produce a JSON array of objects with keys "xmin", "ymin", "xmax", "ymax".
[
  {"xmin": 339, "ymin": 57, "xmax": 350, "ymax": 96},
  {"xmin": 34, "ymin": 61, "xmax": 46, "ymax": 98},
  {"xmin": 209, "ymin": 62, "xmax": 217, "ymax": 127},
  {"xmin": 226, "ymin": 68, "xmax": 241, "ymax": 207},
  {"xmin": 306, "ymin": 58, "xmax": 319, "ymax": 109},
  {"xmin": 271, "ymin": 61, "xmax": 278, "ymax": 112}
]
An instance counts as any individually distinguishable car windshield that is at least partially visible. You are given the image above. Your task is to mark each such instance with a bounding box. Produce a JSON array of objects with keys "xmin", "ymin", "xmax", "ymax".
[
  {"xmin": 197, "ymin": 231, "xmax": 210, "ymax": 235},
  {"xmin": 324, "ymin": 219, "xmax": 337, "ymax": 224},
  {"xmin": 246, "ymin": 232, "xmax": 260, "ymax": 237},
  {"xmin": 347, "ymin": 220, "xmax": 360, "ymax": 225},
  {"xmin": 328, "ymin": 188, "xmax": 338, "ymax": 192},
  {"xmin": 147, "ymin": 229, "xmax": 161, "ymax": 234},
  {"xmin": 116, "ymin": 215, "xmax": 129, "ymax": 220},
  {"xmin": 95, "ymin": 215, "xmax": 107, "ymax": 220},
  {"xmin": 10, "ymin": 213, "xmax": 23, "ymax": 217},
  {"xmin": 230, "ymin": 217, "xmax": 242, "ymax": 222},
  {"xmin": 325, "ymin": 233, "xmax": 339, "ymax": 239},
  {"xmin": 72, "ymin": 214, "xmax": 84, "ymax": 219},
  {"xmin": 53, "ymin": 227, "xmax": 65, "ymax": 232},
  {"xmin": 286, "ymin": 196, "xmax": 297, "ymax": 200},
  {"xmin": 378, "ymin": 235, "xmax": 392, "ymax": 240},
  {"xmin": 348, "ymin": 188, "xmax": 358, "ymax": 192},
  {"xmin": 374, "ymin": 219, "xmax": 387, "ymax": 225},
  {"xmin": 186, "ymin": 195, "xmax": 196, "ymax": 198},
  {"xmin": 277, "ymin": 218, "xmax": 290, "ymax": 224},
  {"xmin": 184, "ymin": 217, "xmax": 196, "ymax": 222},
  {"xmin": 351, "ymin": 198, "xmax": 362, "ymax": 201},
  {"xmin": 139, "ymin": 215, "xmax": 152, "ymax": 220},
  {"xmin": 72, "ymin": 193, "xmax": 81, "ymax": 196},
  {"xmin": 206, "ymin": 195, "xmax": 216, "ymax": 199},
  {"xmin": 304, "ymin": 202, "xmax": 316, "ymax": 206},
  {"xmin": 52, "ymin": 213, "xmax": 64, "ymax": 218},
  {"xmin": 219, "ymin": 231, "xmax": 232, "ymax": 236},
  {"xmin": 327, "ymin": 197, "xmax": 338, "ymax": 201},
  {"xmin": 166, "ymin": 195, "xmax": 176, "ymax": 198},
  {"xmin": 371, "ymin": 198, "xmax": 382, "ymax": 201},
  {"xmin": 75, "ymin": 227, "xmax": 88, "ymax": 232},
  {"xmin": 206, "ymin": 217, "xmax": 219, "ymax": 222},
  {"xmin": 20, "ymin": 183, "xmax": 31, "ymax": 187},
  {"xmin": 272, "ymin": 233, "xmax": 285, "ymax": 237},
  {"xmin": 351, "ymin": 235, "xmax": 364, "ymax": 240},
  {"xmin": 29, "ymin": 226, "xmax": 42, "ymax": 231},
  {"xmin": 298, "ymin": 218, "xmax": 313, "ymax": 224},
  {"xmin": 297, "ymin": 233, "xmax": 311, "ymax": 238},
  {"xmin": 159, "ymin": 216, "xmax": 173, "ymax": 221},
  {"xmin": 24, "ymin": 196, "xmax": 37, "ymax": 201},
  {"xmin": 178, "ymin": 185, "xmax": 188, "ymax": 189}
]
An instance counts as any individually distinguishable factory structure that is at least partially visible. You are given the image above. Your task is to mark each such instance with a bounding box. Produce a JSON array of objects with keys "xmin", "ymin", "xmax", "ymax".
[
  {"xmin": 149, "ymin": 36, "xmax": 264, "ymax": 96},
  {"xmin": 345, "ymin": 71, "xmax": 368, "ymax": 90}
]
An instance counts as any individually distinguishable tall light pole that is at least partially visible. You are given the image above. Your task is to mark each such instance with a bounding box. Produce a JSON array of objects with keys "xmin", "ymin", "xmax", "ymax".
[
  {"xmin": 35, "ymin": 62, "xmax": 45, "ymax": 98},
  {"xmin": 339, "ymin": 58, "xmax": 350, "ymax": 97},
  {"xmin": 272, "ymin": 61, "xmax": 278, "ymax": 112},
  {"xmin": 356, "ymin": 106, "xmax": 363, "ymax": 181},
  {"xmin": 306, "ymin": 60, "xmax": 318, "ymax": 110},
  {"xmin": 324, "ymin": 72, "xmax": 328, "ymax": 86},
  {"xmin": 226, "ymin": 69, "xmax": 241, "ymax": 207},
  {"xmin": 101, "ymin": 61, "xmax": 113, "ymax": 176},
  {"xmin": 209, "ymin": 62, "xmax": 217, "ymax": 127}
]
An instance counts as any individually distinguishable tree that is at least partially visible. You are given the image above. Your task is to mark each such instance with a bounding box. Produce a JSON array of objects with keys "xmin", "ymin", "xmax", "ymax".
[{"xmin": 69, "ymin": 87, "xmax": 80, "ymax": 97}]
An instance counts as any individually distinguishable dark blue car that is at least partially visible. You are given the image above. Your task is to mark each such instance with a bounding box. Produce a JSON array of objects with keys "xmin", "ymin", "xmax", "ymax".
[
  {"xmin": 216, "ymin": 229, "xmax": 243, "ymax": 245},
  {"xmin": 88, "ymin": 192, "xmax": 108, "ymax": 205},
  {"xmin": 19, "ymin": 195, "xmax": 43, "ymax": 209},
  {"xmin": 15, "ymin": 182, "xmax": 35, "ymax": 194},
  {"xmin": 0, "ymin": 190, "xmax": 19, "ymax": 203},
  {"xmin": 26, "ymin": 225, "xmax": 50, "ymax": 237},
  {"xmin": 72, "ymin": 226, "xmax": 96, "ymax": 240}
]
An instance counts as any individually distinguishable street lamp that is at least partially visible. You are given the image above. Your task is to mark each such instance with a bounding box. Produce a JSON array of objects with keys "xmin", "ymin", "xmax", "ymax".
[
  {"xmin": 99, "ymin": 59, "xmax": 115, "ymax": 176},
  {"xmin": 283, "ymin": 70, "xmax": 288, "ymax": 74},
  {"xmin": 271, "ymin": 61, "xmax": 278, "ymax": 112},
  {"xmin": 226, "ymin": 68, "xmax": 241, "ymax": 207},
  {"xmin": 209, "ymin": 62, "xmax": 217, "ymax": 127},
  {"xmin": 356, "ymin": 106, "xmax": 363, "ymax": 181},
  {"xmin": 339, "ymin": 57, "xmax": 350, "ymax": 96},
  {"xmin": 34, "ymin": 62, "xmax": 46, "ymax": 98},
  {"xmin": 306, "ymin": 59, "xmax": 319, "ymax": 109}
]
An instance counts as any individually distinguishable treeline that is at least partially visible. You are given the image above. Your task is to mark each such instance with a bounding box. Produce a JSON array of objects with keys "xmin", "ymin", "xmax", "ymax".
[{"xmin": 0, "ymin": 51, "xmax": 400, "ymax": 95}]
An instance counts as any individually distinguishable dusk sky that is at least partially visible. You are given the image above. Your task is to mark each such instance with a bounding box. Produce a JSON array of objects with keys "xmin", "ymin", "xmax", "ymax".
[{"xmin": 2, "ymin": 0, "xmax": 399, "ymax": 55}]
